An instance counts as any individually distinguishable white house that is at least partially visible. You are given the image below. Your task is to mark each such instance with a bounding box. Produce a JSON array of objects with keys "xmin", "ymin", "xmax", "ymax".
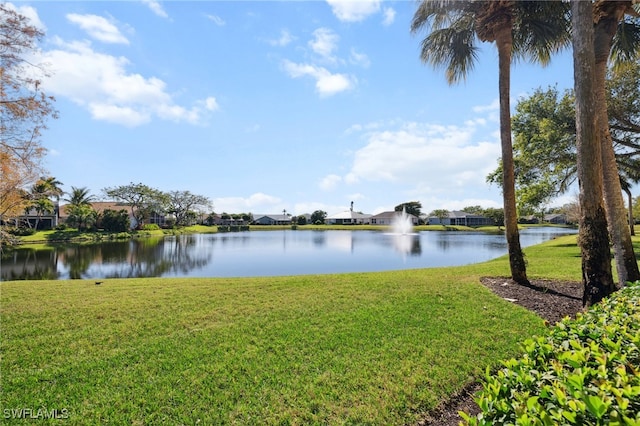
[
  {"xmin": 325, "ymin": 210, "xmax": 372, "ymax": 225},
  {"xmin": 370, "ymin": 211, "xmax": 419, "ymax": 226},
  {"xmin": 428, "ymin": 210, "xmax": 494, "ymax": 226}
]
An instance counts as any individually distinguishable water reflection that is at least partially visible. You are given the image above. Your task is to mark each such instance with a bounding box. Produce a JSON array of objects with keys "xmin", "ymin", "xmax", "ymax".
[
  {"xmin": 390, "ymin": 234, "xmax": 422, "ymax": 257},
  {"xmin": 1, "ymin": 228, "xmax": 576, "ymax": 280},
  {"xmin": 1, "ymin": 247, "xmax": 61, "ymax": 280}
]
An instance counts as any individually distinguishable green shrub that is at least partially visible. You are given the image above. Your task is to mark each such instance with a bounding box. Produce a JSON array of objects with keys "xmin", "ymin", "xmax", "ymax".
[
  {"xmin": 7, "ymin": 227, "xmax": 36, "ymax": 236},
  {"xmin": 141, "ymin": 223, "xmax": 160, "ymax": 231},
  {"xmin": 101, "ymin": 209, "xmax": 130, "ymax": 232},
  {"xmin": 461, "ymin": 281, "xmax": 640, "ymax": 426}
]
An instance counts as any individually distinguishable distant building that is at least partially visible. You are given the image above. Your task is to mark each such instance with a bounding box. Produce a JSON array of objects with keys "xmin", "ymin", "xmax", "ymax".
[
  {"xmin": 59, "ymin": 202, "xmax": 138, "ymax": 229},
  {"xmin": 370, "ymin": 211, "xmax": 418, "ymax": 226},
  {"xmin": 253, "ymin": 214, "xmax": 292, "ymax": 225},
  {"xmin": 544, "ymin": 213, "xmax": 567, "ymax": 224},
  {"xmin": 325, "ymin": 210, "xmax": 372, "ymax": 225},
  {"xmin": 13, "ymin": 206, "xmax": 60, "ymax": 230},
  {"xmin": 428, "ymin": 210, "xmax": 494, "ymax": 226}
]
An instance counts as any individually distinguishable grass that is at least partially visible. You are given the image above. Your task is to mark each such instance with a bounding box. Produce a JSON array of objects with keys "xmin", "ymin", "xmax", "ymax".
[
  {"xmin": 15, "ymin": 224, "xmax": 219, "ymax": 244},
  {"xmin": 1, "ymin": 232, "xmax": 638, "ymax": 424}
]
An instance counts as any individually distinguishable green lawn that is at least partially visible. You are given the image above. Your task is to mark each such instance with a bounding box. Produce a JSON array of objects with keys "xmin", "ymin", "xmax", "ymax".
[{"xmin": 1, "ymin": 233, "xmax": 637, "ymax": 425}]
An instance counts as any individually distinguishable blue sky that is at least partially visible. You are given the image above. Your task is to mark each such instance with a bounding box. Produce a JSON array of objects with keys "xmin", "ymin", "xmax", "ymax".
[{"xmin": 13, "ymin": 1, "xmax": 579, "ymax": 216}]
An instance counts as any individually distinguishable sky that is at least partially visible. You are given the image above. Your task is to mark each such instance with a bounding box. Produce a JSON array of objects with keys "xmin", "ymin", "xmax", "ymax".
[{"xmin": 10, "ymin": 0, "xmax": 583, "ymax": 216}]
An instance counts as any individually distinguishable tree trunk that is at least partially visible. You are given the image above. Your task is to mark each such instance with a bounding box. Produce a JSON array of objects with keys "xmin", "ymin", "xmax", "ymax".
[
  {"xmin": 572, "ymin": 0, "xmax": 616, "ymax": 307},
  {"xmin": 593, "ymin": 9, "xmax": 640, "ymax": 286},
  {"xmin": 625, "ymin": 186, "xmax": 635, "ymax": 236},
  {"xmin": 495, "ymin": 28, "xmax": 528, "ymax": 285}
]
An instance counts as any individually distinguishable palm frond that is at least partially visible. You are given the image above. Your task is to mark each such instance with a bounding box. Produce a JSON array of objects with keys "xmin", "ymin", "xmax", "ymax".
[
  {"xmin": 412, "ymin": 0, "xmax": 479, "ymax": 84},
  {"xmin": 611, "ymin": 18, "xmax": 640, "ymax": 65},
  {"xmin": 512, "ymin": 1, "xmax": 571, "ymax": 65},
  {"xmin": 411, "ymin": 0, "xmax": 469, "ymax": 34},
  {"xmin": 421, "ymin": 27, "xmax": 479, "ymax": 84}
]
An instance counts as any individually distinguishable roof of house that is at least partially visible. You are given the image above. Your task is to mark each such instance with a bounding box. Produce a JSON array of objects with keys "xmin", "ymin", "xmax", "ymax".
[
  {"xmin": 370, "ymin": 211, "xmax": 396, "ymax": 219},
  {"xmin": 370, "ymin": 211, "xmax": 417, "ymax": 219},
  {"xmin": 254, "ymin": 214, "xmax": 291, "ymax": 221},
  {"xmin": 59, "ymin": 202, "xmax": 130, "ymax": 217},
  {"xmin": 544, "ymin": 213, "xmax": 566, "ymax": 220},
  {"xmin": 327, "ymin": 211, "xmax": 372, "ymax": 220},
  {"xmin": 429, "ymin": 210, "xmax": 487, "ymax": 219}
]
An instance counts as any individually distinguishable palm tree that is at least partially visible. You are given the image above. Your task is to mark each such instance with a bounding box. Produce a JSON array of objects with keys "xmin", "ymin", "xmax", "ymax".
[
  {"xmin": 64, "ymin": 186, "xmax": 95, "ymax": 207},
  {"xmin": 411, "ymin": 0, "xmax": 570, "ymax": 285},
  {"xmin": 591, "ymin": 0, "xmax": 640, "ymax": 286},
  {"xmin": 62, "ymin": 187, "xmax": 96, "ymax": 231},
  {"xmin": 25, "ymin": 197, "xmax": 54, "ymax": 230},
  {"xmin": 26, "ymin": 176, "xmax": 63, "ymax": 229},
  {"xmin": 37, "ymin": 176, "xmax": 64, "ymax": 201},
  {"xmin": 620, "ymin": 177, "xmax": 636, "ymax": 236},
  {"xmin": 572, "ymin": 0, "xmax": 615, "ymax": 307}
]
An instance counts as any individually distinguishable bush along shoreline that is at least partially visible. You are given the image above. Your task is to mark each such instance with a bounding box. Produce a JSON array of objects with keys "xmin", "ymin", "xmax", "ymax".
[{"xmin": 461, "ymin": 280, "xmax": 640, "ymax": 425}]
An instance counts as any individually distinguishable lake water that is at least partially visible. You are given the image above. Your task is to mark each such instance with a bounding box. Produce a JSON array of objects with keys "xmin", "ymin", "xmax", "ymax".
[{"xmin": 1, "ymin": 227, "xmax": 577, "ymax": 281}]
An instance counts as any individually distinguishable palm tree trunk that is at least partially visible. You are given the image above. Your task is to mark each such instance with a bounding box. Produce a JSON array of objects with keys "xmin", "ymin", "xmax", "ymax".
[
  {"xmin": 624, "ymin": 186, "xmax": 635, "ymax": 236},
  {"xmin": 594, "ymin": 12, "xmax": 640, "ymax": 286},
  {"xmin": 495, "ymin": 28, "xmax": 528, "ymax": 285},
  {"xmin": 572, "ymin": 0, "xmax": 615, "ymax": 307}
]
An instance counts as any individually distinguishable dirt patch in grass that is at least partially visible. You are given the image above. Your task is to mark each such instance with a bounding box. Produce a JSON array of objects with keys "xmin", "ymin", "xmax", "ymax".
[{"xmin": 418, "ymin": 276, "xmax": 585, "ymax": 426}]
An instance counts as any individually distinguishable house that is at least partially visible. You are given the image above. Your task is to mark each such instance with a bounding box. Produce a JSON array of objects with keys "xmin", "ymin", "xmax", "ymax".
[
  {"xmin": 13, "ymin": 205, "xmax": 60, "ymax": 230},
  {"xmin": 252, "ymin": 214, "xmax": 292, "ymax": 225},
  {"xmin": 325, "ymin": 210, "xmax": 372, "ymax": 225},
  {"xmin": 60, "ymin": 202, "xmax": 137, "ymax": 228},
  {"xmin": 520, "ymin": 215, "xmax": 540, "ymax": 224},
  {"xmin": 370, "ymin": 211, "xmax": 419, "ymax": 226},
  {"xmin": 428, "ymin": 210, "xmax": 494, "ymax": 226},
  {"xmin": 544, "ymin": 213, "xmax": 567, "ymax": 224},
  {"xmin": 60, "ymin": 201, "xmax": 175, "ymax": 228}
]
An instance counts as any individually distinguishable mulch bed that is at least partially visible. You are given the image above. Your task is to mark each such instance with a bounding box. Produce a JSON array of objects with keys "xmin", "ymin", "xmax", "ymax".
[{"xmin": 417, "ymin": 276, "xmax": 585, "ymax": 426}]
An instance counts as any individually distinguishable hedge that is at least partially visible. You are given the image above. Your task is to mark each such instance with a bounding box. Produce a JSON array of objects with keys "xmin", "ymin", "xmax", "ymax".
[{"xmin": 461, "ymin": 281, "xmax": 640, "ymax": 426}]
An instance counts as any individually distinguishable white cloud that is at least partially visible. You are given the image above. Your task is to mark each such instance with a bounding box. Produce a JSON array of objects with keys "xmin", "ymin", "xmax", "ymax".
[
  {"xmin": 343, "ymin": 121, "xmax": 501, "ymax": 198},
  {"xmin": 268, "ymin": 29, "xmax": 294, "ymax": 47},
  {"xmin": 349, "ymin": 48, "xmax": 370, "ymax": 68},
  {"xmin": 39, "ymin": 38, "xmax": 218, "ymax": 127},
  {"xmin": 319, "ymin": 174, "xmax": 342, "ymax": 191},
  {"xmin": 382, "ymin": 7, "xmax": 396, "ymax": 26},
  {"xmin": 156, "ymin": 104, "xmax": 200, "ymax": 124},
  {"xmin": 472, "ymin": 99, "xmax": 500, "ymax": 113},
  {"xmin": 282, "ymin": 60, "xmax": 354, "ymax": 97},
  {"xmin": 213, "ymin": 193, "xmax": 282, "ymax": 213},
  {"xmin": 142, "ymin": 0, "xmax": 169, "ymax": 19},
  {"xmin": 89, "ymin": 103, "xmax": 150, "ymax": 127},
  {"xmin": 309, "ymin": 28, "xmax": 339, "ymax": 62},
  {"xmin": 206, "ymin": 14, "xmax": 226, "ymax": 26},
  {"xmin": 203, "ymin": 97, "xmax": 220, "ymax": 111},
  {"xmin": 293, "ymin": 201, "xmax": 345, "ymax": 216},
  {"xmin": 326, "ymin": 0, "xmax": 381, "ymax": 22},
  {"xmin": 66, "ymin": 13, "xmax": 129, "ymax": 44},
  {"xmin": 464, "ymin": 118, "xmax": 487, "ymax": 127}
]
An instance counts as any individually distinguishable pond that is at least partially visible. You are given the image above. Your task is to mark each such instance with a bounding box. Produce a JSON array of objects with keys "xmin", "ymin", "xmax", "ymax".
[{"xmin": 1, "ymin": 227, "xmax": 577, "ymax": 281}]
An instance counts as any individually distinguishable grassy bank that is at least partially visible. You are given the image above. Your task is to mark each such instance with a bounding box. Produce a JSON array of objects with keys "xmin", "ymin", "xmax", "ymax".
[
  {"xmin": 2, "ymin": 233, "xmax": 638, "ymax": 424},
  {"xmin": 14, "ymin": 222, "xmax": 549, "ymax": 244},
  {"xmin": 15, "ymin": 224, "xmax": 220, "ymax": 244}
]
